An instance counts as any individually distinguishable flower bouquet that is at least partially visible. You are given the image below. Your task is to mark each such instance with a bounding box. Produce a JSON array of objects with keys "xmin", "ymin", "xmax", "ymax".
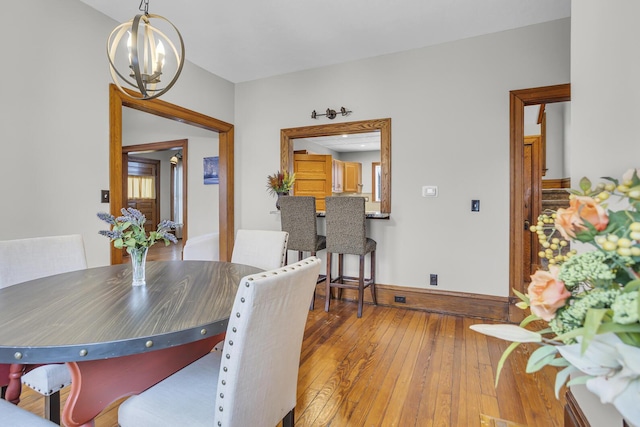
[
  {"xmin": 97, "ymin": 207, "xmax": 179, "ymax": 285},
  {"xmin": 267, "ymin": 170, "xmax": 295, "ymax": 209},
  {"xmin": 266, "ymin": 170, "xmax": 295, "ymax": 196},
  {"xmin": 471, "ymin": 169, "xmax": 640, "ymax": 425}
]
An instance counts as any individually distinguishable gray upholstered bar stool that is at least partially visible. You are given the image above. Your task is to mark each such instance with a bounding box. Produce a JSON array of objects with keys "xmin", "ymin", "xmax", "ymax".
[
  {"xmin": 324, "ymin": 196, "xmax": 377, "ymax": 318},
  {"xmin": 279, "ymin": 196, "xmax": 326, "ymax": 309}
]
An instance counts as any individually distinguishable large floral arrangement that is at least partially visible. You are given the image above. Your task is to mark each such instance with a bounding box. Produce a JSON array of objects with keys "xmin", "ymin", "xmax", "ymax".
[
  {"xmin": 471, "ymin": 169, "xmax": 640, "ymax": 425},
  {"xmin": 97, "ymin": 207, "xmax": 178, "ymax": 252},
  {"xmin": 266, "ymin": 170, "xmax": 295, "ymax": 196}
]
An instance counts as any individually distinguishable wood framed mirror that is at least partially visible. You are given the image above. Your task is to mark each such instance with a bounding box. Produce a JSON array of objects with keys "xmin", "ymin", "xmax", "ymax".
[
  {"xmin": 280, "ymin": 118, "xmax": 391, "ymax": 213},
  {"xmin": 109, "ymin": 84, "xmax": 235, "ymax": 264}
]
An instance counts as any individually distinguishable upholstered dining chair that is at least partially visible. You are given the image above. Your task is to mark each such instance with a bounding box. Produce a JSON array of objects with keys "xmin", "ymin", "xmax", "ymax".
[
  {"xmin": 230, "ymin": 229, "xmax": 289, "ymax": 270},
  {"xmin": 0, "ymin": 234, "xmax": 87, "ymax": 424},
  {"xmin": 118, "ymin": 256, "xmax": 322, "ymax": 427},
  {"xmin": 182, "ymin": 232, "xmax": 220, "ymax": 261},
  {"xmin": 0, "ymin": 398, "xmax": 57, "ymax": 426},
  {"xmin": 324, "ymin": 197, "xmax": 377, "ymax": 318},
  {"xmin": 279, "ymin": 195, "xmax": 326, "ymax": 309}
]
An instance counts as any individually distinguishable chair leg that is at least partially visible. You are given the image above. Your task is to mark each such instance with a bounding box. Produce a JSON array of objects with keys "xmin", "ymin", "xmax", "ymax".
[
  {"xmin": 325, "ymin": 252, "xmax": 332, "ymax": 312},
  {"xmin": 309, "ymin": 251, "xmax": 316, "ymax": 310},
  {"xmin": 357, "ymin": 254, "xmax": 365, "ymax": 318},
  {"xmin": 1, "ymin": 385, "xmax": 6, "ymax": 399},
  {"xmin": 44, "ymin": 391, "xmax": 61, "ymax": 425},
  {"xmin": 283, "ymin": 408, "xmax": 294, "ymax": 427},
  {"xmin": 337, "ymin": 253, "xmax": 344, "ymax": 299},
  {"xmin": 370, "ymin": 250, "xmax": 377, "ymax": 305}
]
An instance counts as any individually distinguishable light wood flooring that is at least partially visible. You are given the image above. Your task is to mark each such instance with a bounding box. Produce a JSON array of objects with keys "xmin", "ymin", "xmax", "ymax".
[{"xmin": 17, "ymin": 295, "xmax": 564, "ymax": 426}]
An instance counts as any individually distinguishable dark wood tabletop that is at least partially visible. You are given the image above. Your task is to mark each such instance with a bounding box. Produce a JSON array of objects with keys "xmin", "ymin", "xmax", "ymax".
[{"xmin": 0, "ymin": 260, "xmax": 262, "ymax": 364}]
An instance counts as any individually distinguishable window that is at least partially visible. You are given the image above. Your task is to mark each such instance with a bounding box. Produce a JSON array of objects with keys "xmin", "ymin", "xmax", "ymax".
[{"xmin": 128, "ymin": 175, "xmax": 156, "ymax": 199}]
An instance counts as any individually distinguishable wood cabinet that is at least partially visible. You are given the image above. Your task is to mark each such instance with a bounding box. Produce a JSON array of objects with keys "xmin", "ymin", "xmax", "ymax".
[{"xmin": 343, "ymin": 162, "xmax": 362, "ymax": 193}]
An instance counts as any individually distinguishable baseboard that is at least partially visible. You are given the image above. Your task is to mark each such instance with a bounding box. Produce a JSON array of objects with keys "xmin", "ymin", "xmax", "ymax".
[
  {"xmin": 315, "ymin": 282, "xmax": 510, "ymax": 321},
  {"xmin": 564, "ymin": 390, "xmax": 590, "ymax": 427}
]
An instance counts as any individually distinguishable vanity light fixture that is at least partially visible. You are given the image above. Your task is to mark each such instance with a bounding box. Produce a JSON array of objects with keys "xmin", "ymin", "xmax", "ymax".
[
  {"xmin": 107, "ymin": 0, "xmax": 185, "ymax": 100},
  {"xmin": 311, "ymin": 107, "xmax": 352, "ymax": 120}
]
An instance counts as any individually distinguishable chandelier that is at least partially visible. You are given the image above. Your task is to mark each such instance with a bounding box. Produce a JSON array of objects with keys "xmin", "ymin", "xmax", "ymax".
[{"xmin": 107, "ymin": 0, "xmax": 184, "ymax": 100}]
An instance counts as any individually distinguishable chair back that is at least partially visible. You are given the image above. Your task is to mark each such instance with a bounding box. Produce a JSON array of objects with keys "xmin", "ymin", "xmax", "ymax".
[
  {"xmin": 279, "ymin": 196, "xmax": 320, "ymax": 252},
  {"xmin": 0, "ymin": 234, "xmax": 87, "ymax": 289},
  {"xmin": 215, "ymin": 256, "xmax": 322, "ymax": 426},
  {"xmin": 231, "ymin": 229, "xmax": 288, "ymax": 270},
  {"xmin": 325, "ymin": 197, "xmax": 368, "ymax": 255},
  {"xmin": 182, "ymin": 232, "xmax": 220, "ymax": 261}
]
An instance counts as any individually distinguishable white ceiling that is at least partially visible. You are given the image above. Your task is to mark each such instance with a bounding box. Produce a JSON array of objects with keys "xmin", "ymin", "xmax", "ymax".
[{"xmin": 80, "ymin": 0, "xmax": 570, "ymax": 83}]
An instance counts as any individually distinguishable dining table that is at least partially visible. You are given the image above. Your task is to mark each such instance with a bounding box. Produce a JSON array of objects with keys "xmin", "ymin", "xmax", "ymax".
[{"xmin": 0, "ymin": 260, "xmax": 262, "ymax": 427}]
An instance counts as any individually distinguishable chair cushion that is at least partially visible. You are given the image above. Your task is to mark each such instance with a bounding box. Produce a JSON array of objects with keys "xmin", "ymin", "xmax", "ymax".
[
  {"xmin": 118, "ymin": 351, "xmax": 221, "ymax": 426},
  {"xmin": 0, "ymin": 399, "xmax": 57, "ymax": 425},
  {"xmin": 21, "ymin": 364, "xmax": 71, "ymax": 396}
]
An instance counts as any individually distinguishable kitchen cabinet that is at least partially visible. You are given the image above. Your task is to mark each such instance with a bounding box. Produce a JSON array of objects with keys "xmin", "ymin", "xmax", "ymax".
[{"xmin": 343, "ymin": 162, "xmax": 362, "ymax": 193}]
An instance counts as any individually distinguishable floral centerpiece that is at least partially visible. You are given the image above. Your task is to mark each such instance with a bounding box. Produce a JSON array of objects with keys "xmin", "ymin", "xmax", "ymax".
[
  {"xmin": 97, "ymin": 207, "xmax": 179, "ymax": 286},
  {"xmin": 266, "ymin": 170, "xmax": 295, "ymax": 209},
  {"xmin": 471, "ymin": 169, "xmax": 640, "ymax": 425}
]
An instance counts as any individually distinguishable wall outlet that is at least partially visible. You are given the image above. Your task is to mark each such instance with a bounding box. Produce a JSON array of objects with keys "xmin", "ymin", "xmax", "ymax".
[
  {"xmin": 471, "ymin": 199, "xmax": 480, "ymax": 212},
  {"xmin": 430, "ymin": 274, "xmax": 438, "ymax": 286},
  {"xmin": 101, "ymin": 190, "xmax": 110, "ymax": 203},
  {"xmin": 394, "ymin": 296, "xmax": 406, "ymax": 303}
]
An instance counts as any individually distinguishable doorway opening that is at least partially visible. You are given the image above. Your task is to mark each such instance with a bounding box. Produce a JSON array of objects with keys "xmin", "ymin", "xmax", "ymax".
[{"xmin": 509, "ymin": 83, "xmax": 570, "ymax": 322}]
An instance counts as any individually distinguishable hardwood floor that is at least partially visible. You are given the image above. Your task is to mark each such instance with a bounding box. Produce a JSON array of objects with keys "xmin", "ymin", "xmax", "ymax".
[{"xmin": 16, "ymin": 295, "xmax": 564, "ymax": 426}]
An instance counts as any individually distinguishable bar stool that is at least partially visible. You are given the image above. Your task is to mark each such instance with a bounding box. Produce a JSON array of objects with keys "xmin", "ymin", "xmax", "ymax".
[
  {"xmin": 279, "ymin": 196, "xmax": 326, "ymax": 309},
  {"xmin": 324, "ymin": 196, "xmax": 377, "ymax": 318}
]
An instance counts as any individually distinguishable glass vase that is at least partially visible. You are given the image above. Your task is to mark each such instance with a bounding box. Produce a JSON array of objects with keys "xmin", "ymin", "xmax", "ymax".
[{"xmin": 130, "ymin": 247, "xmax": 149, "ymax": 286}]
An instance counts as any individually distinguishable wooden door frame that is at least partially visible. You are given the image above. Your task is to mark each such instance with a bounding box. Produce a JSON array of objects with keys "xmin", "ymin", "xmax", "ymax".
[
  {"xmin": 509, "ymin": 83, "xmax": 570, "ymax": 321},
  {"xmin": 123, "ymin": 139, "xmax": 188, "ymax": 243},
  {"xmin": 109, "ymin": 84, "xmax": 235, "ymax": 264}
]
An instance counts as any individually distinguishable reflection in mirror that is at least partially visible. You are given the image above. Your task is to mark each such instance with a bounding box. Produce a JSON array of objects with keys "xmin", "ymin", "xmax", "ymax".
[
  {"xmin": 280, "ymin": 118, "xmax": 391, "ymax": 213},
  {"xmin": 372, "ymin": 162, "xmax": 381, "ymax": 202},
  {"xmin": 293, "ymin": 132, "xmax": 380, "ymax": 212}
]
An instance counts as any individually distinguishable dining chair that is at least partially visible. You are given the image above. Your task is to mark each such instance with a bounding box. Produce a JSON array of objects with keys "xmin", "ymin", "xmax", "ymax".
[
  {"xmin": 230, "ymin": 229, "xmax": 289, "ymax": 270},
  {"xmin": 0, "ymin": 234, "xmax": 87, "ymax": 424},
  {"xmin": 118, "ymin": 256, "xmax": 322, "ymax": 427},
  {"xmin": 182, "ymin": 232, "xmax": 220, "ymax": 261},
  {"xmin": 0, "ymin": 398, "xmax": 57, "ymax": 426},
  {"xmin": 279, "ymin": 195, "xmax": 326, "ymax": 309},
  {"xmin": 324, "ymin": 197, "xmax": 377, "ymax": 318}
]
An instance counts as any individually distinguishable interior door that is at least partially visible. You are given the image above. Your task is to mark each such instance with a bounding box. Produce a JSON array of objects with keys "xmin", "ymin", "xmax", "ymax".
[
  {"xmin": 521, "ymin": 135, "xmax": 542, "ymax": 306},
  {"xmin": 127, "ymin": 157, "xmax": 160, "ymax": 234}
]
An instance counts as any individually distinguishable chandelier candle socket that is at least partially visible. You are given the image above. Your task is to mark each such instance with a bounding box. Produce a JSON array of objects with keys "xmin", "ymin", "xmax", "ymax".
[{"xmin": 471, "ymin": 169, "xmax": 640, "ymax": 426}]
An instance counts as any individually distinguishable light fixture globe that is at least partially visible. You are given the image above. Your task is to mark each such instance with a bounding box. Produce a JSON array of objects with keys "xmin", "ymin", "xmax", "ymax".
[{"xmin": 107, "ymin": 12, "xmax": 184, "ymax": 100}]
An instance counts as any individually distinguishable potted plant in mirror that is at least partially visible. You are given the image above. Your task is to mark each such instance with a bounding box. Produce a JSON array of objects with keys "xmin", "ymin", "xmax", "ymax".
[
  {"xmin": 267, "ymin": 170, "xmax": 295, "ymax": 210},
  {"xmin": 97, "ymin": 207, "xmax": 179, "ymax": 286}
]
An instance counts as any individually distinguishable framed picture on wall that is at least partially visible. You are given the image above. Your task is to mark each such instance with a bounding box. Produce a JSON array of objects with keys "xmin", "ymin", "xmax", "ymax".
[{"xmin": 203, "ymin": 156, "xmax": 219, "ymax": 185}]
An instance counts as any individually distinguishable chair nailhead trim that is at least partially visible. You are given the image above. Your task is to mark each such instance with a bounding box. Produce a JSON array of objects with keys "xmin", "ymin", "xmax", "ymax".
[
  {"xmin": 219, "ymin": 406, "xmax": 223, "ymax": 412},
  {"xmin": 226, "ymin": 354, "xmax": 231, "ymax": 359},
  {"xmin": 236, "ymin": 312, "xmax": 241, "ymax": 318},
  {"xmin": 232, "ymin": 327, "xmax": 237, "ymax": 332},
  {"xmin": 228, "ymin": 340, "xmax": 233, "ymax": 346},
  {"xmin": 240, "ymin": 297, "xmax": 245, "ymax": 303}
]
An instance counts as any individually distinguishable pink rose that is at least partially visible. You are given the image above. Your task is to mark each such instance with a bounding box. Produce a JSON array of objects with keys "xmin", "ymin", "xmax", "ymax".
[
  {"xmin": 555, "ymin": 196, "xmax": 608, "ymax": 240},
  {"xmin": 527, "ymin": 266, "xmax": 570, "ymax": 321}
]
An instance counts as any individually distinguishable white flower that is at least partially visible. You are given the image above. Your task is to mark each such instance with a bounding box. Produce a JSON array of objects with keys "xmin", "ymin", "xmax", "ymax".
[
  {"xmin": 469, "ymin": 324, "xmax": 542, "ymax": 343},
  {"xmin": 558, "ymin": 333, "xmax": 640, "ymax": 424}
]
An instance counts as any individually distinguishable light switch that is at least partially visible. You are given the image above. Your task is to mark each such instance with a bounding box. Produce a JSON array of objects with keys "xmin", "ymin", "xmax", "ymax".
[{"xmin": 422, "ymin": 186, "xmax": 438, "ymax": 197}]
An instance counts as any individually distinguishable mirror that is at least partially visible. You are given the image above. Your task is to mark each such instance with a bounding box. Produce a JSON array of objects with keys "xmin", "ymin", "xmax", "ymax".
[
  {"xmin": 280, "ymin": 118, "xmax": 391, "ymax": 213},
  {"xmin": 109, "ymin": 84, "xmax": 236, "ymax": 264}
]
